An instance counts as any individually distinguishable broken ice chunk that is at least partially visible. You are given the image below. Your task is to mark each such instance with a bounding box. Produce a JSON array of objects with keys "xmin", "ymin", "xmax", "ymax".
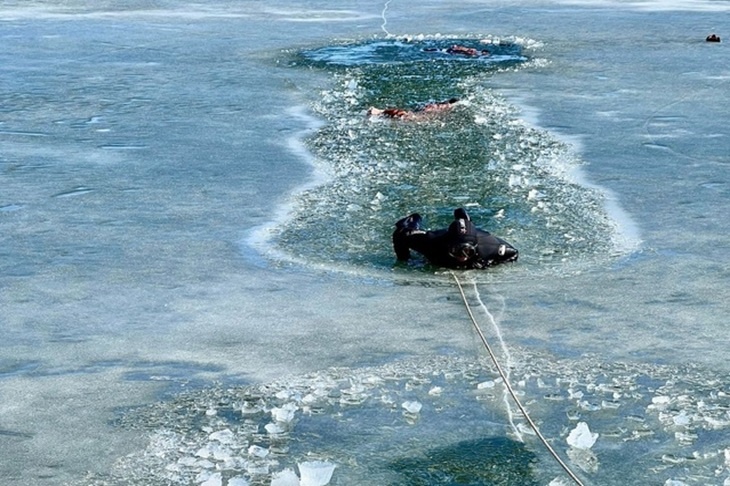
[
  {"xmin": 198, "ymin": 472, "xmax": 222, "ymax": 486},
  {"xmin": 298, "ymin": 460, "xmax": 336, "ymax": 486},
  {"xmin": 271, "ymin": 403, "xmax": 298, "ymax": 423},
  {"xmin": 271, "ymin": 468, "xmax": 299, "ymax": 486},
  {"xmin": 247, "ymin": 445, "xmax": 269, "ymax": 458},
  {"xmin": 672, "ymin": 411, "xmax": 691, "ymax": 426},
  {"xmin": 401, "ymin": 400, "xmax": 422, "ymax": 414},
  {"xmin": 567, "ymin": 422, "xmax": 598, "ymax": 450},
  {"xmin": 208, "ymin": 429, "xmax": 235, "ymax": 444},
  {"xmin": 265, "ymin": 422, "xmax": 287, "ymax": 435}
]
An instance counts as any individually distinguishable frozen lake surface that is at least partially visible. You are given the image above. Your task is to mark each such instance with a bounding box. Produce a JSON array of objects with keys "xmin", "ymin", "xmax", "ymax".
[{"xmin": 1, "ymin": 1, "xmax": 729, "ymax": 485}]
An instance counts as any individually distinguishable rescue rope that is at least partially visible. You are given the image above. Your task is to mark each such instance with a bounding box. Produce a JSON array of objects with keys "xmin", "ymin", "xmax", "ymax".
[{"xmin": 450, "ymin": 272, "xmax": 585, "ymax": 486}]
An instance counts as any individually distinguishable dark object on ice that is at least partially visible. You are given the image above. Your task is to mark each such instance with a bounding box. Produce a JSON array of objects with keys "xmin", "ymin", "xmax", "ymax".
[
  {"xmin": 392, "ymin": 208, "xmax": 518, "ymax": 269},
  {"xmin": 446, "ymin": 44, "xmax": 491, "ymax": 57},
  {"xmin": 423, "ymin": 44, "xmax": 491, "ymax": 57},
  {"xmin": 367, "ymin": 98, "xmax": 459, "ymax": 120},
  {"xmin": 706, "ymin": 33, "xmax": 721, "ymax": 42}
]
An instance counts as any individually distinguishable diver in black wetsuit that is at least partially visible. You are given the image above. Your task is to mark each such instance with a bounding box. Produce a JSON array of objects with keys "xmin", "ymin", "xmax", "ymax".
[{"xmin": 392, "ymin": 208, "xmax": 518, "ymax": 269}]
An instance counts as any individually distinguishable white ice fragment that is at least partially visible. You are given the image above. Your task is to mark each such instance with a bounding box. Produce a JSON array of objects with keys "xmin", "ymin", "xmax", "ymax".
[
  {"xmin": 248, "ymin": 445, "xmax": 269, "ymax": 458},
  {"xmin": 664, "ymin": 480, "xmax": 689, "ymax": 486},
  {"xmin": 265, "ymin": 422, "xmax": 286, "ymax": 435},
  {"xmin": 401, "ymin": 400, "xmax": 422, "ymax": 414},
  {"xmin": 209, "ymin": 429, "xmax": 235, "ymax": 444},
  {"xmin": 661, "ymin": 454, "xmax": 686, "ymax": 464},
  {"xmin": 220, "ymin": 455, "xmax": 246, "ymax": 470},
  {"xmin": 674, "ymin": 430, "xmax": 698, "ymax": 444},
  {"xmin": 178, "ymin": 456, "xmax": 198, "ymax": 467},
  {"xmin": 196, "ymin": 443, "xmax": 232, "ymax": 462},
  {"xmin": 275, "ymin": 390, "xmax": 291, "ymax": 400},
  {"xmin": 601, "ymin": 400, "xmax": 621, "ymax": 410},
  {"xmin": 196, "ymin": 459, "xmax": 215, "ymax": 469},
  {"xmin": 673, "ymin": 411, "xmax": 691, "ymax": 426},
  {"xmin": 205, "ymin": 408, "xmax": 218, "ymax": 416},
  {"xmin": 578, "ymin": 400, "xmax": 601, "ymax": 411},
  {"xmin": 428, "ymin": 386, "xmax": 443, "ymax": 396},
  {"xmin": 298, "ymin": 461, "xmax": 336, "ymax": 486},
  {"xmin": 196, "ymin": 445, "xmax": 212, "ymax": 459},
  {"xmin": 567, "ymin": 422, "xmax": 598, "ymax": 450},
  {"xmin": 211, "ymin": 445, "xmax": 232, "ymax": 462},
  {"xmin": 302, "ymin": 393, "xmax": 318, "ymax": 405},
  {"xmin": 271, "ymin": 403, "xmax": 298, "ymax": 423},
  {"xmin": 370, "ymin": 192, "xmax": 386, "ymax": 207},
  {"xmin": 362, "ymin": 375, "xmax": 383, "ymax": 385},
  {"xmin": 724, "ymin": 478, "xmax": 730, "ymax": 486},
  {"xmin": 241, "ymin": 401, "xmax": 263, "ymax": 415},
  {"xmin": 568, "ymin": 389, "xmax": 584, "ymax": 400},
  {"xmin": 652, "ymin": 396, "xmax": 671, "ymax": 405},
  {"xmin": 477, "ymin": 380, "xmax": 495, "ymax": 389},
  {"xmin": 199, "ymin": 472, "xmax": 222, "ymax": 486},
  {"xmin": 228, "ymin": 477, "xmax": 249, "ymax": 486},
  {"xmin": 549, "ymin": 477, "xmax": 571, "ymax": 486},
  {"xmin": 271, "ymin": 468, "xmax": 300, "ymax": 486}
]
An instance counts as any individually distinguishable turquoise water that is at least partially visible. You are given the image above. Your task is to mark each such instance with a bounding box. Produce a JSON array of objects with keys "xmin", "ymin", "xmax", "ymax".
[{"xmin": 1, "ymin": 1, "xmax": 730, "ymax": 485}]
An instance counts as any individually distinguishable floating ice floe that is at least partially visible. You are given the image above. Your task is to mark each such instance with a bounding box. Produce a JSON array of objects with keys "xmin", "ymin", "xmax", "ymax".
[
  {"xmin": 208, "ymin": 429, "xmax": 235, "ymax": 444},
  {"xmin": 272, "ymin": 402, "xmax": 298, "ymax": 423},
  {"xmin": 247, "ymin": 445, "xmax": 269, "ymax": 458},
  {"xmin": 428, "ymin": 386, "xmax": 443, "ymax": 396},
  {"xmin": 298, "ymin": 460, "xmax": 336, "ymax": 486},
  {"xmin": 265, "ymin": 422, "xmax": 287, "ymax": 435},
  {"xmin": 567, "ymin": 421, "xmax": 598, "ymax": 450},
  {"xmin": 271, "ymin": 468, "xmax": 299, "ymax": 486},
  {"xmin": 477, "ymin": 380, "xmax": 496, "ymax": 389},
  {"xmin": 198, "ymin": 471, "xmax": 222, "ymax": 486},
  {"xmin": 402, "ymin": 400, "xmax": 423, "ymax": 414}
]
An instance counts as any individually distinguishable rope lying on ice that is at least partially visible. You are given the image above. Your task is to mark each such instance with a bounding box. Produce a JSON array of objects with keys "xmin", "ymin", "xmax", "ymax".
[{"xmin": 450, "ymin": 271, "xmax": 585, "ymax": 486}]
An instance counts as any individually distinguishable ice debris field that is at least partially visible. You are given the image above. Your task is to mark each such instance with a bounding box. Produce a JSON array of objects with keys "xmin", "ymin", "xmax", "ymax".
[{"xmin": 81, "ymin": 349, "xmax": 730, "ymax": 486}]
